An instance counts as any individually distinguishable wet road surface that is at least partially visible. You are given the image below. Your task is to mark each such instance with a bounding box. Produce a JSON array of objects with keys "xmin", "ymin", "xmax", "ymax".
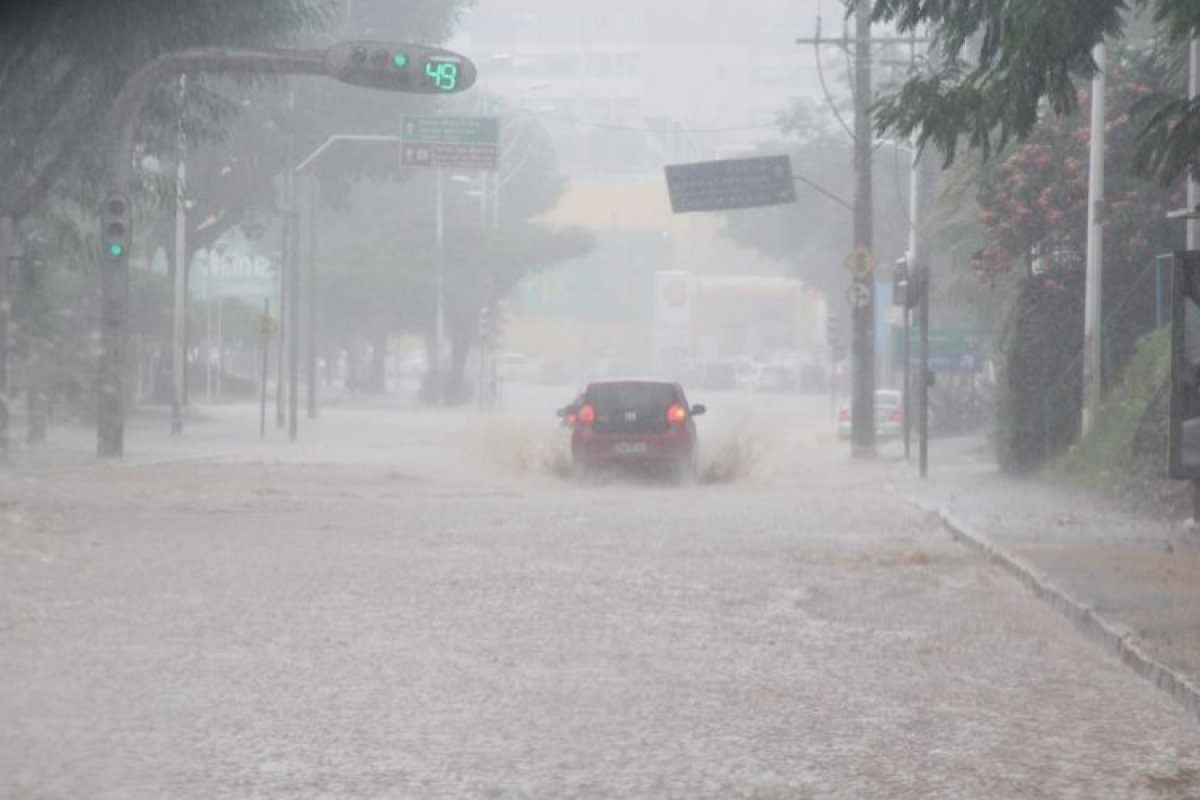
[{"xmin": 2, "ymin": 392, "xmax": 1199, "ymax": 798}]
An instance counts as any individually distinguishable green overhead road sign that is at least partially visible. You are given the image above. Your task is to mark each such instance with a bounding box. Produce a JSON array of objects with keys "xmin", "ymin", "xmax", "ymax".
[{"xmin": 401, "ymin": 115, "xmax": 499, "ymax": 170}]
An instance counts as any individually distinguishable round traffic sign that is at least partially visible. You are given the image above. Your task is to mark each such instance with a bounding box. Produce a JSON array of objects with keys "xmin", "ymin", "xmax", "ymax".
[{"xmin": 846, "ymin": 282, "xmax": 872, "ymax": 309}]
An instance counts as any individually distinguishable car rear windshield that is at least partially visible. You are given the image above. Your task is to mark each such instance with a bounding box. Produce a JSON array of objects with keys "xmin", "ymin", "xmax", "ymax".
[
  {"xmin": 586, "ymin": 382, "xmax": 678, "ymax": 413},
  {"xmin": 876, "ymin": 393, "xmax": 902, "ymax": 408}
]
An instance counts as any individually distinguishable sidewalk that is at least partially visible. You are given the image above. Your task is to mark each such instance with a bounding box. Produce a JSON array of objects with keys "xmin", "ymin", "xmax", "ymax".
[
  {"xmin": 888, "ymin": 436, "xmax": 1200, "ymax": 721},
  {"xmin": 0, "ymin": 389, "xmax": 434, "ymax": 472},
  {"xmin": 0, "ymin": 405, "xmax": 262, "ymax": 470}
]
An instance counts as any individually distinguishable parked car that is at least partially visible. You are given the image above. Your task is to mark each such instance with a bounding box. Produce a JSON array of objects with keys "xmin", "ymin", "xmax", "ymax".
[
  {"xmin": 558, "ymin": 379, "xmax": 706, "ymax": 481},
  {"xmin": 837, "ymin": 389, "xmax": 905, "ymax": 440}
]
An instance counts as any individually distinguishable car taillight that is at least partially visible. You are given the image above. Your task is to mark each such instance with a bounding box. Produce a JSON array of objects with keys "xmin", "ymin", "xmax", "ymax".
[
  {"xmin": 564, "ymin": 413, "xmax": 578, "ymax": 427},
  {"xmin": 890, "ymin": 408, "xmax": 904, "ymax": 422},
  {"xmin": 578, "ymin": 403, "xmax": 596, "ymax": 424},
  {"xmin": 667, "ymin": 403, "xmax": 688, "ymax": 424}
]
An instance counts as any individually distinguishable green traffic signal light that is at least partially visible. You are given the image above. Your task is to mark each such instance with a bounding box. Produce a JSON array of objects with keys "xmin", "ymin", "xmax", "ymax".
[
  {"xmin": 102, "ymin": 192, "xmax": 131, "ymax": 261},
  {"xmin": 325, "ymin": 41, "xmax": 476, "ymax": 94}
]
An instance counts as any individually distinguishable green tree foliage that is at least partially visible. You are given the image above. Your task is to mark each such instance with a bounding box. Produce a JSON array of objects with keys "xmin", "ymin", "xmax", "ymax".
[
  {"xmin": 0, "ymin": 0, "xmax": 333, "ymax": 222},
  {"xmin": 867, "ymin": 0, "xmax": 1200, "ymax": 182},
  {"xmin": 0, "ymin": 0, "xmax": 477, "ymax": 427},
  {"xmin": 178, "ymin": 0, "xmax": 475, "ymax": 253},
  {"xmin": 314, "ymin": 106, "xmax": 592, "ymax": 402},
  {"xmin": 968, "ymin": 48, "xmax": 1181, "ymax": 471},
  {"xmin": 964, "ymin": 46, "xmax": 1183, "ymax": 470}
]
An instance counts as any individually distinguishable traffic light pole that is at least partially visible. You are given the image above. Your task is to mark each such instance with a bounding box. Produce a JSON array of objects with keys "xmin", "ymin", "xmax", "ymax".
[
  {"xmin": 98, "ymin": 43, "xmax": 476, "ymax": 457},
  {"xmin": 306, "ymin": 174, "xmax": 320, "ymax": 421},
  {"xmin": 918, "ymin": 265, "xmax": 930, "ymax": 479},
  {"xmin": 100, "ymin": 49, "xmax": 328, "ymax": 458}
]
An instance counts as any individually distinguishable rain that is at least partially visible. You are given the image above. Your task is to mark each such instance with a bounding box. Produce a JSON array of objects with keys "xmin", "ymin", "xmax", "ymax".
[{"xmin": 2, "ymin": 1, "xmax": 1200, "ymax": 797}]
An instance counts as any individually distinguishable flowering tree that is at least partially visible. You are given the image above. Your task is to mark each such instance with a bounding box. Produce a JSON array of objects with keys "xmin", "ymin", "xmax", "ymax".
[
  {"xmin": 972, "ymin": 47, "xmax": 1185, "ymax": 471},
  {"xmin": 974, "ymin": 49, "xmax": 1182, "ymax": 288}
]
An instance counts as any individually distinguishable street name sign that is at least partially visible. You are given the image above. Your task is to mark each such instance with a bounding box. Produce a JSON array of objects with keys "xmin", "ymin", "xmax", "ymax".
[
  {"xmin": 401, "ymin": 115, "xmax": 498, "ymax": 170},
  {"xmin": 665, "ymin": 155, "xmax": 796, "ymax": 213}
]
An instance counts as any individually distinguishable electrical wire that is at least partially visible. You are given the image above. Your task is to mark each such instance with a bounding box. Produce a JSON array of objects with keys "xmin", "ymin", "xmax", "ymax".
[{"xmin": 812, "ymin": 10, "xmax": 855, "ymax": 142}]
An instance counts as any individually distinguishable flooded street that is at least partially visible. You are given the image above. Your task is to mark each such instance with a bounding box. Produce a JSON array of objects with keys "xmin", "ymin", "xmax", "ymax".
[{"xmin": 3, "ymin": 391, "xmax": 1199, "ymax": 798}]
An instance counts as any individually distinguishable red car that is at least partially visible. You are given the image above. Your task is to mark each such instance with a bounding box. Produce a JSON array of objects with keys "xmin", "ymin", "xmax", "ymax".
[{"xmin": 558, "ymin": 379, "xmax": 706, "ymax": 480}]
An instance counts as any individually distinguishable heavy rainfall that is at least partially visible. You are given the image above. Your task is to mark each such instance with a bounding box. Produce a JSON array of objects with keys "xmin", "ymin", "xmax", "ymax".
[{"xmin": 4, "ymin": 1, "xmax": 1200, "ymax": 797}]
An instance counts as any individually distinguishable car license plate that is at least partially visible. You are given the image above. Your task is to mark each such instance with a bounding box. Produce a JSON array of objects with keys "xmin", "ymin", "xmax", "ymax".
[{"xmin": 614, "ymin": 442, "xmax": 648, "ymax": 455}]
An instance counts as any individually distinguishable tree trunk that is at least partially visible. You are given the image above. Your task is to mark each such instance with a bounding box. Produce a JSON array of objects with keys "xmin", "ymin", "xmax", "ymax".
[
  {"xmin": 17, "ymin": 251, "xmax": 47, "ymax": 444},
  {"xmin": 447, "ymin": 332, "xmax": 470, "ymax": 404},
  {"xmin": 368, "ymin": 328, "xmax": 387, "ymax": 393},
  {"xmin": 345, "ymin": 341, "xmax": 361, "ymax": 392}
]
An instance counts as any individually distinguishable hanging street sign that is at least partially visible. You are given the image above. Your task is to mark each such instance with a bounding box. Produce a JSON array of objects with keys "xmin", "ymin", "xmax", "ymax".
[
  {"xmin": 664, "ymin": 155, "xmax": 796, "ymax": 213},
  {"xmin": 400, "ymin": 115, "xmax": 499, "ymax": 170}
]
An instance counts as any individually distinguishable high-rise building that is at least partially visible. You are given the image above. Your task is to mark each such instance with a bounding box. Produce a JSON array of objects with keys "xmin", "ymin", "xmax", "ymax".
[{"xmin": 450, "ymin": 0, "xmax": 822, "ymax": 175}]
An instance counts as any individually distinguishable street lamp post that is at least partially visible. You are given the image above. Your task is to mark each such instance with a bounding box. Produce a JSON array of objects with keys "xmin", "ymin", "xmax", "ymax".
[{"xmin": 434, "ymin": 167, "xmax": 446, "ymax": 405}]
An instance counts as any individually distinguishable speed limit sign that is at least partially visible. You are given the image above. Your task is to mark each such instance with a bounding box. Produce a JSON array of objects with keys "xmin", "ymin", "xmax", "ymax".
[{"xmin": 846, "ymin": 282, "xmax": 872, "ymax": 309}]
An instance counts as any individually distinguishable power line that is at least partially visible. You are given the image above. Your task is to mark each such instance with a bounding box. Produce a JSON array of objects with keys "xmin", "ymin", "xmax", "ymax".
[{"xmin": 513, "ymin": 108, "xmax": 785, "ymax": 135}]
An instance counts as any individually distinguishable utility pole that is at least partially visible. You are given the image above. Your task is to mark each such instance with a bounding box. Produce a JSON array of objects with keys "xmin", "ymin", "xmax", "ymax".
[
  {"xmin": 277, "ymin": 89, "xmax": 295, "ymax": 431},
  {"xmin": 1189, "ymin": 36, "xmax": 1200, "ymax": 520},
  {"xmin": 1083, "ymin": 42, "xmax": 1106, "ymax": 436},
  {"xmin": 903, "ymin": 129, "xmax": 921, "ymax": 463},
  {"xmin": 306, "ymin": 174, "xmax": 319, "ymax": 420},
  {"xmin": 797, "ymin": 3, "xmax": 929, "ymax": 458},
  {"xmin": 850, "ymin": 0, "xmax": 875, "ymax": 458},
  {"xmin": 1190, "ymin": 38, "xmax": 1200, "ymax": 251},
  {"xmin": 171, "ymin": 76, "xmax": 188, "ymax": 436},
  {"xmin": 287, "ymin": 162, "xmax": 300, "ymax": 442}
]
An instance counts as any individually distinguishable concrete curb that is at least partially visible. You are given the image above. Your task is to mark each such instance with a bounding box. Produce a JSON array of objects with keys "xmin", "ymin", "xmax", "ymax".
[{"xmin": 934, "ymin": 507, "xmax": 1200, "ymax": 724}]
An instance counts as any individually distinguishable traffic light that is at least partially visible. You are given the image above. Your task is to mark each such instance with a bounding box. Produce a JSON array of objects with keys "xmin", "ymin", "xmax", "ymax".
[
  {"xmin": 325, "ymin": 41, "xmax": 477, "ymax": 94},
  {"xmin": 892, "ymin": 259, "xmax": 909, "ymax": 308},
  {"xmin": 478, "ymin": 305, "xmax": 492, "ymax": 343},
  {"xmin": 101, "ymin": 192, "xmax": 131, "ymax": 261},
  {"xmin": 892, "ymin": 257, "xmax": 923, "ymax": 310},
  {"xmin": 826, "ymin": 310, "xmax": 847, "ymax": 358}
]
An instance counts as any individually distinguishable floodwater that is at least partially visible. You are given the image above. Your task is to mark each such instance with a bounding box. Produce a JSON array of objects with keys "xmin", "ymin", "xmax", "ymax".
[{"xmin": 2, "ymin": 386, "xmax": 1199, "ymax": 798}]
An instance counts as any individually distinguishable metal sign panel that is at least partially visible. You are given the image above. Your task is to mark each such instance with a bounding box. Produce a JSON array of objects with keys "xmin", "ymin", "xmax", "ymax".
[
  {"xmin": 401, "ymin": 142, "xmax": 497, "ymax": 169},
  {"xmin": 846, "ymin": 282, "xmax": 872, "ymax": 309},
  {"xmin": 843, "ymin": 246, "xmax": 877, "ymax": 277},
  {"xmin": 665, "ymin": 155, "xmax": 796, "ymax": 213},
  {"xmin": 891, "ymin": 327, "xmax": 984, "ymax": 374},
  {"xmin": 401, "ymin": 115, "xmax": 499, "ymax": 170}
]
